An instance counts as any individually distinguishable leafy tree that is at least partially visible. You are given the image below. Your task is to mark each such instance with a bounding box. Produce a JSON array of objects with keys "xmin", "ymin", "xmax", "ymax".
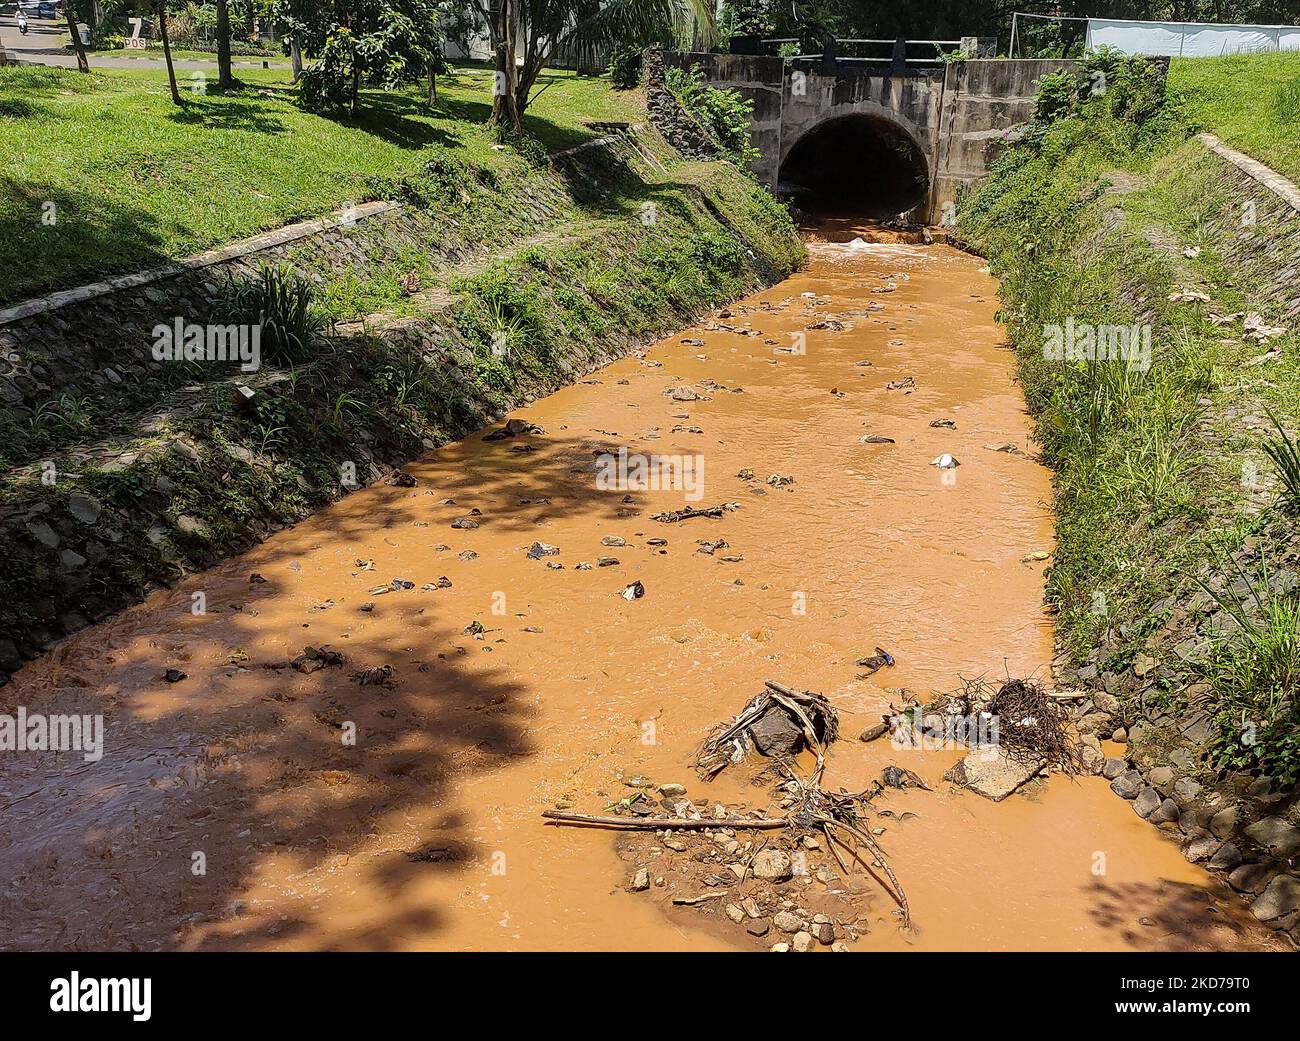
[
  {"xmin": 442, "ymin": 1, "xmax": 483, "ymax": 56},
  {"xmin": 276, "ymin": 0, "xmax": 448, "ymax": 116},
  {"xmin": 99, "ymin": 0, "xmax": 186, "ymax": 102},
  {"xmin": 467, "ymin": 1, "xmax": 711, "ymax": 133},
  {"xmin": 66, "ymin": 0, "xmax": 92, "ymax": 71},
  {"xmin": 156, "ymin": 1, "xmax": 184, "ymax": 105},
  {"xmin": 716, "ymin": 0, "xmax": 775, "ymax": 45},
  {"xmin": 85, "ymin": 1, "xmax": 185, "ymax": 98}
]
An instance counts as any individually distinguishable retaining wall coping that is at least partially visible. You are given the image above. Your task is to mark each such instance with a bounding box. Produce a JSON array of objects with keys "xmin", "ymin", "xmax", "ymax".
[
  {"xmin": 0, "ymin": 200, "xmax": 402, "ymax": 328},
  {"xmin": 1199, "ymin": 133, "xmax": 1300, "ymax": 214}
]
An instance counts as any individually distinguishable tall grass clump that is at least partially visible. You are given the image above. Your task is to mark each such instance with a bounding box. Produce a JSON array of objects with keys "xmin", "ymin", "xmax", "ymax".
[
  {"xmin": 1261, "ymin": 406, "xmax": 1300, "ymax": 512},
  {"xmin": 956, "ymin": 51, "xmax": 1218, "ymax": 658},
  {"xmin": 1199, "ymin": 558, "xmax": 1300, "ymax": 786},
  {"xmin": 222, "ymin": 264, "xmax": 327, "ymax": 365}
]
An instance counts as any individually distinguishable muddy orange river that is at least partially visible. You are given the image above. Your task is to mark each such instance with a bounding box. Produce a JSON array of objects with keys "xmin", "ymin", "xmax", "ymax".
[{"xmin": 0, "ymin": 228, "xmax": 1281, "ymax": 952}]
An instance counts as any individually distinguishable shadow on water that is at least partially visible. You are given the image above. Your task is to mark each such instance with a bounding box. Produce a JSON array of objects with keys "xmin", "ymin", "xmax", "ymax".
[
  {"xmin": 1086, "ymin": 878, "xmax": 1282, "ymax": 951},
  {"xmin": 0, "ymin": 428, "xmax": 661, "ymax": 950}
]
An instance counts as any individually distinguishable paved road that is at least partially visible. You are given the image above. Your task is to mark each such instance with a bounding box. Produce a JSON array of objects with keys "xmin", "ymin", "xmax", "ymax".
[{"xmin": 0, "ymin": 16, "xmax": 289, "ymax": 70}]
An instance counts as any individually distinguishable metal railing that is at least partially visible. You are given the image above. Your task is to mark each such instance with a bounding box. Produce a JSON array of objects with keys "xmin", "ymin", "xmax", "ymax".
[{"xmin": 755, "ymin": 36, "xmax": 966, "ymax": 64}]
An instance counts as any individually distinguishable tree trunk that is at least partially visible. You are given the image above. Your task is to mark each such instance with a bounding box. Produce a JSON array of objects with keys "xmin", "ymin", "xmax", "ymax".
[
  {"xmin": 215, "ymin": 0, "xmax": 234, "ymax": 90},
  {"xmin": 65, "ymin": 8, "xmax": 90, "ymax": 73},
  {"xmin": 489, "ymin": 0, "xmax": 521, "ymax": 132},
  {"xmin": 157, "ymin": 4, "xmax": 182, "ymax": 106},
  {"xmin": 516, "ymin": 55, "xmax": 545, "ymax": 120},
  {"xmin": 427, "ymin": 63, "xmax": 437, "ymax": 105},
  {"xmin": 290, "ymin": 37, "xmax": 303, "ymax": 83}
]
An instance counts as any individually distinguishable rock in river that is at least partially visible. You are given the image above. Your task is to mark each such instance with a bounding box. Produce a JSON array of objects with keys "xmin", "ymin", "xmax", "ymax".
[
  {"xmin": 750, "ymin": 849, "xmax": 793, "ymax": 882},
  {"xmin": 944, "ymin": 749, "xmax": 1044, "ymax": 802}
]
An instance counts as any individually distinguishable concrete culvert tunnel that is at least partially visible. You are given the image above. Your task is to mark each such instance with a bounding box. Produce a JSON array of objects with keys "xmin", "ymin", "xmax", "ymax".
[{"xmin": 778, "ymin": 114, "xmax": 930, "ymax": 219}]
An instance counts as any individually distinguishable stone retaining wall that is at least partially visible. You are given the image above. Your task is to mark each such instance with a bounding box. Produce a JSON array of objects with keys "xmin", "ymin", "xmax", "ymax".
[
  {"xmin": 0, "ymin": 171, "xmax": 579, "ymax": 418},
  {"xmin": 644, "ymin": 48, "xmax": 722, "ymax": 162},
  {"xmin": 1053, "ymin": 143, "xmax": 1300, "ymax": 947}
]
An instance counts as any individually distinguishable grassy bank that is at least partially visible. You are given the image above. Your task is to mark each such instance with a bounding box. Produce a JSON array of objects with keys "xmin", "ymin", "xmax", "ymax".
[
  {"xmin": 0, "ymin": 61, "xmax": 640, "ymax": 304},
  {"xmin": 958, "ymin": 53, "xmax": 1300, "ymax": 783},
  {"xmin": 1170, "ymin": 50, "xmax": 1300, "ymax": 183}
]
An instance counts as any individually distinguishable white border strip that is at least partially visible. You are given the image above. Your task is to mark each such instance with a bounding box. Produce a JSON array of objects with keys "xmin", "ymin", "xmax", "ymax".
[
  {"xmin": 0, "ymin": 200, "xmax": 401, "ymax": 327},
  {"xmin": 1200, "ymin": 132, "xmax": 1300, "ymax": 213}
]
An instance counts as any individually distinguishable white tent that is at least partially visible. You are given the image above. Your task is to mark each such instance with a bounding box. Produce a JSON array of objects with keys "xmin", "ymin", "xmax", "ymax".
[{"xmin": 1085, "ymin": 17, "xmax": 1300, "ymax": 57}]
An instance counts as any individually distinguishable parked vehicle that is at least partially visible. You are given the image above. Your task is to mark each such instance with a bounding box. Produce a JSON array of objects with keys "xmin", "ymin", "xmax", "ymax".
[{"xmin": 16, "ymin": 1, "xmax": 58, "ymax": 19}]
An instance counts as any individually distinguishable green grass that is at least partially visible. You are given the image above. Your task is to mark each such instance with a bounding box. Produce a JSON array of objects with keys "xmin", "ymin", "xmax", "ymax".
[
  {"xmin": 1201, "ymin": 558, "xmax": 1300, "ymax": 787},
  {"xmin": 1170, "ymin": 50, "xmax": 1300, "ymax": 182},
  {"xmin": 0, "ymin": 61, "xmax": 641, "ymax": 303}
]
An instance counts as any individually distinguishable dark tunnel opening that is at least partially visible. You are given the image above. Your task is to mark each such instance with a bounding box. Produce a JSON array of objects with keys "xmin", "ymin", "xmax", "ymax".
[{"xmin": 778, "ymin": 115, "xmax": 930, "ymax": 220}]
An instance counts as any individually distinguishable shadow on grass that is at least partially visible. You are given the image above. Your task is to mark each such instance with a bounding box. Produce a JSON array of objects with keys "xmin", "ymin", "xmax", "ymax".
[
  {"xmin": 0, "ymin": 178, "xmax": 177, "ymax": 305},
  {"xmin": 329, "ymin": 80, "xmax": 608, "ymax": 156},
  {"xmin": 167, "ymin": 93, "xmax": 290, "ymax": 134},
  {"xmin": 336, "ymin": 91, "xmax": 464, "ymax": 151}
]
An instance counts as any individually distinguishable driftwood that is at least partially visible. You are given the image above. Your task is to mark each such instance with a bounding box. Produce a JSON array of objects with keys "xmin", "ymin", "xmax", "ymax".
[
  {"xmin": 650, "ymin": 503, "xmax": 739, "ymax": 523},
  {"xmin": 701, "ymin": 680, "xmax": 911, "ymax": 927},
  {"xmin": 543, "ymin": 677, "xmax": 912, "ymax": 931},
  {"xmin": 541, "ymin": 810, "xmax": 787, "ymax": 830},
  {"xmin": 696, "ymin": 679, "xmax": 838, "ymax": 780},
  {"xmin": 777, "ymin": 764, "xmax": 911, "ymax": 926}
]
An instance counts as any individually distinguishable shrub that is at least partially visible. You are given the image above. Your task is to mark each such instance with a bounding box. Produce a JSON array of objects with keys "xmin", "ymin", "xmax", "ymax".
[
  {"xmin": 1034, "ymin": 51, "xmax": 1169, "ymax": 132},
  {"xmin": 665, "ymin": 64, "xmax": 758, "ymax": 169},
  {"xmin": 1078, "ymin": 45, "xmax": 1126, "ymax": 101},
  {"xmin": 608, "ymin": 46, "xmax": 642, "ymax": 90},
  {"xmin": 1033, "ymin": 69, "xmax": 1079, "ymax": 125},
  {"xmin": 222, "ymin": 264, "xmax": 326, "ymax": 366},
  {"xmin": 298, "ymin": 34, "xmax": 356, "ymax": 115}
]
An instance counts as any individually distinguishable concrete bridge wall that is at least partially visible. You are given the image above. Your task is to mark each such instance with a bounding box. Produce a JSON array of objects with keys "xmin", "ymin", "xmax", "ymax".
[{"xmin": 663, "ymin": 53, "xmax": 1079, "ymax": 224}]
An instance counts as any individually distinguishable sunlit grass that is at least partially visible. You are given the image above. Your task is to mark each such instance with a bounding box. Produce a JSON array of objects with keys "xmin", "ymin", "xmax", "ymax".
[
  {"xmin": 0, "ymin": 61, "xmax": 642, "ymax": 303},
  {"xmin": 1170, "ymin": 50, "xmax": 1300, "ymax": 181}
]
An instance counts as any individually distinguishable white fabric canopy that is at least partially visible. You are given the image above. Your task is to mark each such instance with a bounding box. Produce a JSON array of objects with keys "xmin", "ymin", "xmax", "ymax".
[{"xmin": 1086, "ymin": 17, "xmax": 1300, "ymax": 57}]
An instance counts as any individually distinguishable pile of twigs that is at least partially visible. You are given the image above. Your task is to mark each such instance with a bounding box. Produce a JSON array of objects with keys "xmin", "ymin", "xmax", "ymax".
[
  {"xmin": 698, "ymin": 680, "xmax": 910, "ymax": 926},
  {"xmin": 544, "ymin": 678, "xmax": 912, "ymax": 929},
  {"xmin": 965, "ymin": 677, "xmax": 1084, "ymax": 775},
  {"xmin": 777, "ymin": 764, "xmax": 911, "ymax": 927},
  {"xmin": 696, "ymin": 680, "xmax": 839, "ymax": 780}
]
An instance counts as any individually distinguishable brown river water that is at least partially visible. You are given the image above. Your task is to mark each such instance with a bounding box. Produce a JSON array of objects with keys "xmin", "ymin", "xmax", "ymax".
[{"xmin": 0, "ymin": 225, "xmax": 1284, "ymax": 952}]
